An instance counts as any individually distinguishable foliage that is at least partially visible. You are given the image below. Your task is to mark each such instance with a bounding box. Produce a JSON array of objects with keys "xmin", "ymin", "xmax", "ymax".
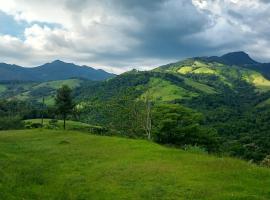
[
  {"xmin": 24, "ymin": 119, "xmax": 110, "ymax": 135},
  {"xmin": 183, "ymin": 145, "xmax": 208, "ymax": 154},
  {"xmin": 55, "ymin": 85, "xmax": 74, "ymax": 129},
  {"xmin": 152, "ymin": 104, "xmax": 219, "ymax": 152},
  {"xmin": 0, "ymin": 117, "xmax": 24, "ymax": 130},
  {"xmin": 0, "ymin": 99, "xmax": 43, "ymax": 131},
  {"xmin": 261, "ymin": 155, "xmax": 270, "ymax": 167}
]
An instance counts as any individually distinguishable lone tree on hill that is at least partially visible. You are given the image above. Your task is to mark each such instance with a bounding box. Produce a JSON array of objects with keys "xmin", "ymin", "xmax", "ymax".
[{"xmin": 55, "ymin": 85, "xmax": 74, "ymax": 130}]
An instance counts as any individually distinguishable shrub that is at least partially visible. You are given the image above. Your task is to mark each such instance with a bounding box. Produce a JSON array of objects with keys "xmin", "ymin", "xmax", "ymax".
[
  {"xmin": 261, "ymin": 155, "xmax": 270, "ymax": 168},
  {"xmin": 152, "ymin": 104, "xmax": 220, "ymax": 152},
  {"xmin": 184, "ymin": 145, "xmax": 207, "ymax": 154},
  {"xmin": 24, "ymin": 121, "xmax": 32, "ymax": 129},
  {"xmin": 0, "ymin": 117, "xmax": 24, "ymax": 130},
  {"xmin": 30, "ymin": 123, "xmax": 43, "ymax": 129},
  {"xmin": 89, "ymin": 126, "xmax": 109, "ymax": 135}
]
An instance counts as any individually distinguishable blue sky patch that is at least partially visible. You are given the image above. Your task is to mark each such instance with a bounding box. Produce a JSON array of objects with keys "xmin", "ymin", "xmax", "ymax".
[
  {"xmin": 0, "ymin": 11, "xmax": 61, "ymax": 40},
  {"xmin": 0, "ymin": 11, "xmax": 27, "ymax": 39}
]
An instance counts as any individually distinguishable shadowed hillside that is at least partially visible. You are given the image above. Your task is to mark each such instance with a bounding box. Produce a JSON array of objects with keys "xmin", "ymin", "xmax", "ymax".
[{"xmin": 0, "ymin": 60, "xmax": 115, "ymax": 81}]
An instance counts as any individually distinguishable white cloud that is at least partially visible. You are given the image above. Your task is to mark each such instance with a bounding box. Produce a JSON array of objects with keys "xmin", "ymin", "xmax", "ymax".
[{"xmin": 0, "ymin": 0, "xmax": 270, "ymax": 73}]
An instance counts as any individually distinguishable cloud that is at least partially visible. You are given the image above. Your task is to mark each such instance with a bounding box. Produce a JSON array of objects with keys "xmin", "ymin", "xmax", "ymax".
[{"xmin": 0, "ymin": 0, "xmax": 270, "ymax": 73}]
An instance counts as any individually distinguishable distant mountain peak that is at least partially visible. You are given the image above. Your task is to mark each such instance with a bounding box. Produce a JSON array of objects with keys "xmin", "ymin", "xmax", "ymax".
[
  {"xmin": 223, "ymin": 51, "xmax": 248, "ymax": 56},
  {"xmin": 51, "ymin": 59, "xmax": 65, "ymax": 64},
  {"xmin": 200, "ymin": 51, "xmax": 259, "ymax": 66},
  {"xmin": 220, "ymin": 51, "xmax": 259, "ymax": 65}
]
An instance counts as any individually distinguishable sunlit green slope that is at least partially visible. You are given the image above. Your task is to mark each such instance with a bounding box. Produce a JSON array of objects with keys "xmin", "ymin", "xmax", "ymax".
[{"xmin": 0, "ymin": 129, "xmax": 269, "ymax": 200}]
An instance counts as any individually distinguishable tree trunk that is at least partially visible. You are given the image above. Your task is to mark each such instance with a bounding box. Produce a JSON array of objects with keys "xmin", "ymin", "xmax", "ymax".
[
  {"xmin": 144, "ymin": 90, "xmax": 152, "ymax": 140},
  {"xmin": 146, "ymin": 100, "xmax": 151, "ymax": 140},
  {"xmin": 41, "ymin": 97, "xmax": 44, "ymax": 127},
  {"xmin": 63, "ymin": 114, "xmax": 66, "ymax": 130}
]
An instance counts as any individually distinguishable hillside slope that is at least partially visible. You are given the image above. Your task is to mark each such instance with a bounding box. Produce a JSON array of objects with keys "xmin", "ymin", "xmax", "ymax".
[
  {"xmin": 74, "ymin": 53, "xmax": 270, "ymax": 162},
  {"xmin": 0, "ymin": 130, "xmax": 269, "ymax": 200},
  {"xmin": 201, "ymin": 51, "xmax": 270, "ymax": 79}
]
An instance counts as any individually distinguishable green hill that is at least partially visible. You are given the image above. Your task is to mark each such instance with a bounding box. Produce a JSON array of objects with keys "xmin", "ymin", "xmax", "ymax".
[
  {"xmin": 18, "ymin": 79, "xmax": 84, "ymax": 105},
  {"xmin": 0, "ymin": 129, "xmax": 269, "ymax": 200},
  {"xmin": 158, "ymin": 59, "xmax": 270, "ymax": 92},
  {"xmin": 0, "ymin": 79, "xmax": 86, "ymax": 105},
  {"xmin": 74, "ymin": 57, "xmax": 270, "ymax": 163}
]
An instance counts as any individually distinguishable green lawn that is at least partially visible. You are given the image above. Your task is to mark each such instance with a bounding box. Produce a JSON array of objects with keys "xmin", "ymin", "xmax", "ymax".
[
  {"xmin": 24, "ymin": 119, "xmax": 93, "ymax": 130},
  {"xmin": 0, "ymin": 130, "xmax": 270, "ymax": 200}
]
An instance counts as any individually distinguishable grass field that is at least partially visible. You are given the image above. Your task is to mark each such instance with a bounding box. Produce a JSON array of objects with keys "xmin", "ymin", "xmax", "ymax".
[
  {"xmin": 0, "ymin": 130, "xmax": 270, "ymax": 200},
  {"xmin": 24, "ymin": 119, "xmax": 93, "ymax": 130},
  {"xmin": 141, "ymin": 78, "xmax": 198, "ymax": 102}
]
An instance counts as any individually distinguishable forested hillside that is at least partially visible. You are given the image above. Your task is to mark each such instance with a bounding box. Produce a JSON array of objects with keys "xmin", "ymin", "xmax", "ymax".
[
  {"xmin": 73, "ymin": 52, "xmax": 270, "ymax": 163},
  {"xmin": 1, "ymin": 52, "xmax": 270, "ymax": 164}
]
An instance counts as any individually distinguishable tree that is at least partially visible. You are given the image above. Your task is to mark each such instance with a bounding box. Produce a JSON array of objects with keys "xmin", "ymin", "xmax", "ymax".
[
  {"xmin": 152, "ymin": 104, "xmax": 219, "ymax": 152},
  {"xmin": 41, "ymin": 96, "xmax": 45, "ymax": 126},
  {"xmin": 55, "ymin": 85, "xmax": 74, "ymax": 130},
  {"xmin": 142, "ymin": 89, "xmax": 152, "ymax": 140}
]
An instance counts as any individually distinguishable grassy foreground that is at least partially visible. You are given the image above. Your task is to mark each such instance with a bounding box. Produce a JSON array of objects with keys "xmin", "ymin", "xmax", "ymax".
[
  {"xmin": 0, "ymin": 130, "xmax": 270, "ymax": 200},
  {"xmin": 24, "ymin": 119, "xmax": 94, "ymax": 130}
]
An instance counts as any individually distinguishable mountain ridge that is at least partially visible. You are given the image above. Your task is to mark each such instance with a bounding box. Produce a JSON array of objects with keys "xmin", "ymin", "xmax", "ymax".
[
  {"xmin": 206, "ymin": 51, "xmax": 259, "ymax": 65},
  {"xmin": 0, "ymin": 60, "xmax": 115, "ymax": 81}
]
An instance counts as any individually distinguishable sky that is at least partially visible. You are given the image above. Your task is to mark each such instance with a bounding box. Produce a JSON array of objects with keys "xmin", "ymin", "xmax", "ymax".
[{"xmin": 0, "ymin": 0, "xmax": 270, "ymax": 74}]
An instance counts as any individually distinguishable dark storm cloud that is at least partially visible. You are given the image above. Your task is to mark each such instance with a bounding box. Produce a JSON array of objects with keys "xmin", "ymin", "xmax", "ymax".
[
  {"xmin": 78, "ymin": 0, "xmax": 213, "ymax": 60},
  {"xmin": 1, "ymin": 0, "xmax": 270, "ymax": 72},
  {"xmin": 259, "ymin": 0, "xmax": 270, "ymax": 3}
]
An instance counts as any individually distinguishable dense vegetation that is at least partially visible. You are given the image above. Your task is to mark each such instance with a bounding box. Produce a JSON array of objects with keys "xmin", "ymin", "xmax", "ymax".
[
  {"xmin": 0, "ymin": 130, "xmax": 269, "ymax": 200},
  {"xmin": 1, "ymin": 52, "xmax": 270, "ymax": 165},
  {"xmin": 72, "ymin": 57, "xmax": 270, "ymax": 163}
]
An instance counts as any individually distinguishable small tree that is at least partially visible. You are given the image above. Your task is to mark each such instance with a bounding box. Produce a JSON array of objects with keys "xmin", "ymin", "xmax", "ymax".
[
  {"xmin": 143, "ymin": 89, "xmax": 152, "ymax": 140},
  {"xmin": 261, "ymin": 155, "xmax": 270, "ymax": 168},
  {"xmin": 55, "ymin": 85, "xmax": 74, "ymax": 130}
]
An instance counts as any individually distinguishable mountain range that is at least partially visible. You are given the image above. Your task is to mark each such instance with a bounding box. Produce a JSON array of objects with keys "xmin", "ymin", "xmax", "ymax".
[
  {"xmin": 1, "ymin": 51, "xmax": 269, "ymax": 82},
  {"xmin": 0, "ymin": 60, "xmax": 115, "ymax": 81}
]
